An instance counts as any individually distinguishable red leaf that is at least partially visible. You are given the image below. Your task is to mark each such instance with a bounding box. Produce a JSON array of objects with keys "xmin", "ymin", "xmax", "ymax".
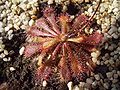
[
  {"xmin": 43, "ymin": 7, "xmax": 54, "ymax": 18},
  {"xmin": 36, "ymin": 65, "xmax": 53, "ymax": 81},
  {"xmin": 24, "ymin": 43, "xmax": 41, "ymax": 58},
  {"xmin": 83, "ymin": 31, "xmax": 103, "ymax": 46},
  {"xmin": 35, "ymin": 18, "xmax": 57, "ymax": 36},
  {"xmin": 28, "ymin": 25, "xmax": 53, "ymax": 37},
  {"xmin": 59, "ymin": 14, "xmax": 69, "ymax": 34},
  {"xmin": 58, "ymin": 57, "xmax": 71, "ymax": 82},
  {"xmin": 73, "ymin": 14, "xmax": 88, "ymax": 30},
  {"xmin": 66, "ymin": 43, "xmax": 90, "ymax": 80},
  {"xmin": 58, "ymin": 44, "xmax": 71, "ymax": 82},
  {"xmin": 43, "ymin": 7, "xmax": 60, "ymax": 34},
  {"xmin": 81, "ymin": 44, "xmax": 96, "ymax": 52}
]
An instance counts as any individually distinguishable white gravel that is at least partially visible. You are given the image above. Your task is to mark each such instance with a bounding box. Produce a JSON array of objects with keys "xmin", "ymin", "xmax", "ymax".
[
  {"xmin": 67, "ymin": 81, "xmax": 73, "ymax": 90},
  {"xmin": 9, "ymin": 67, "xmax": 15, "ymax": 71},
  {"xmin": 19, "ymin": 47, "xmax": 25, "ymax": 55},
  {"xmin": 42, "ymin": 80, "xmax": 47, "ymax": 87}
]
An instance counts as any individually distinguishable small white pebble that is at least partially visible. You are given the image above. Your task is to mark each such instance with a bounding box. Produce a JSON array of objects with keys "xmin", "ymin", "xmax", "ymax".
[
  {"xmin": 103, "ymin": 3, "xmax": 109, "ymax": 9},
  {"xmin": 0, "ymin": 39, "xmax": 3, "ymax": 44},
  {"xmin": 85, "ymin": 0, "xmax": 89, "ymax": 3},
  {"xmin": 117, "ymin": 71, "xmax": 120, "ymax": 76},
  {"xmin": 103, "ymin": 83, "xmax": 109, "ymax": 89},
  {"xmin": 14, "ymin": 18, "xmax": 19, "ymax": 23},
  {"xmin": 12, "ymin": 0, "xmax": 20, "ymax": 4},
  {"xmin": 2, "ymin": 44, "xmax": 5, "ymax": 48},
  {"xmin": 92, "ymin": 81, "xmax": 97, "ymax": 87},
  {"xmin": 14, "ymin": 24, "xmax": 19, "ymax": 30},
  {"xmin": 0, "ymin": 28, "xmax": 3, "ymax": 33},
  {"xmin": 88, "ymin": 7, "xmax": 93, "ymax": 14},
  {"xmin": 89, "ymin": 28, "xmax": 93, "ymax": 34},
  {"xmin": 96, "ymin": 50, "xmax": 100, "ymax": 55},
  {"xmin": 48, "ymin": 0, "xmax": 53, "ymax": 4},
  {"xmin": 84, "ymin": 83, "xmax": 90, "ymax": 89},
  {"xmin": 106, "ymin": 72, "xmax": 113, "ymax": 78},
  {"xmin": 4, "ymin": 50, "xmax": 8, "ymax": 55},
  {"xmin": 112, "ymin": 79, "xmax": 118, "ymax": 84},
  {"xmin": 0, "ymin": 53, "xmax": 5, "ymax": 58},
  {"xmin": 67, "ymin": 81, "xmax": 73, "ymax": 90},
  {"xmin": 113, "ymin": 74, "xmax": 118, "ymax": 79},
  {"xmin": 96, "ymin": 60, "xmax": 100, "ymax": 65},
  {"xmin": 20, "ymin": 25, "xmax": 27, "ymax": 29},
  {"xmin": 8, "ymin": 24, "xmax": 13, "ymax": 29},
  {"xmin": 0, "ymin": 48, "xmax": 4, "ymax": 52},
  {"xmin": 0, "ymin": 22, "xmax": 3, "ymax": 28},
  {"xmin": 19, "ymin": 47, "xmax": 25, "ymax": 55},
  {"xmin": 8, "ymin": 34, "xmax": 13, "ymax": 40},
  {"xmin": 108, "ymin": 46, "xmax": 114, "ymax": 51},
  {"xmin": 86, "ymin": 78, "xmax": 93, "ymax": 84},
  {"xmin": 42, "ymin": 80, "xmax": 47, "ymax": 87},
  {"xmin": 104, "ymin": 60, "xmax": 109, "ymax": 65},
  {"xmin": 105, "ymin": 43, "xmax": 108, "ymax": 49},
  {"xmin": 7, "ymin": 57, "xmax": 11, "ymax": 61},
  {"xmin": 26, "ymin": 4, "xmax": 31, "ymax": 9},
  {"xmin": 3, "ymin": 58, "xmax": 8, "ymax": 62},
  {"xmin": 113, "ymin": 8, "xmax": 119, "ymax": 13},
  {"xmin": 92, "ymin": 58, "xmax": 97, "ymax": 63},
  {"xmin": 117, "ymin": 47, "xmax": 120, "ymax": 52},
  {"xmin": 108, "ymin": 29, "xmax": 114, "ymax": 35},
  {"xmin": 100, "ymin": 6, "xmax": 105, "ymax": 13},
  {"xmin": 94, "ymin": 74, "xmax": 100, "ymax": 80},
  {"xmin": 111, "ymin": 87, "xmax": 117, "ymax": 90},
  {"xmin": 63, "ymin": 6, "xmax": 67, "ymax": 12},
  {"xmin": 10, "ymin": 67, "xmax": 15, "ymax": 71},
  {"xmin": 19, "ymin": 3, "xmax": 27, "ymax": 11},
  {"xmin": 5, "ymin": 26, "xmax": 10, "ymax": 32},
  {"xmin": 97, "ymin": 20, "xmax": 101, "ymax": 24},
  {"xmin": 29, "ymin": 19, "xmax": 34, "ymax": 26},
  {"xmin": 111, "ymin": 17, "xmax": 116, "ymax": 24},
  {"xmin": 7, "ymin": 30, "xmax": 13, "ymax": 35},
  {"xmin": 91, "ymin": 52, "xmax": 98, "ymax": 58},
  {"xmin": 100, "ymin": 61, "xmax": 104, "ymax": 65},
  {"xmin": 0, "ymin": 37, "xmax": 2, "ymax": 40},
  {"xmin": 73, "ymin": 85, "xmax": 79, "ymax": 90},
  {"xmin": 109, "ymin": 59, "xmax": 114, "ymax": 65},
  {"xmin": 79, "ymin": 82, "xmax": 85, "ymax": 87},
  {"xmin": 70, "ymin": 15, "xmax": 75, "ymax": 20},
  {"xmin": 118, "ymin": 27, "xmax": 120, "ymax": 33},
  {"xmin": 112, "ymin": 33, "xmax": 118, "ymax": 39}
]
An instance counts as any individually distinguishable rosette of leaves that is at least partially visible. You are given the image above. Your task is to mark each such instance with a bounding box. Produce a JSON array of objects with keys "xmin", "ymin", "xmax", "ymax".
[{"xmin": 24, "ymin": 1, "xmax": 102, "ymax": 83}]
